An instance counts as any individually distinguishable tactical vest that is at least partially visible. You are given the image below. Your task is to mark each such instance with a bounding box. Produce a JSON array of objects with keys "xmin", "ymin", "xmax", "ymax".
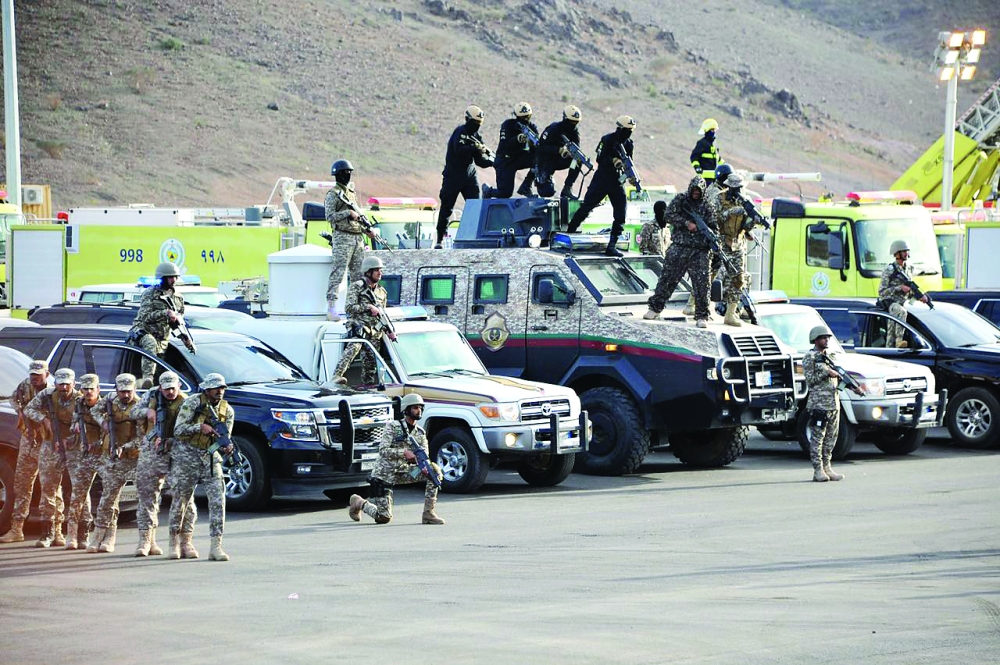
[
  {"xmin": 76, "ymin": 399, "xmax": 102, "ymax": 449},
  {"xmin": 148, "ymin": 391, "xmax": 187, "ymax": 439},
  {"xmin": 188, "ymin": 396, "xmax": 230, "ymax": 450},
  {"xmin": 103, "ymin": 396, "xmax": 141, "ymax": 459}
]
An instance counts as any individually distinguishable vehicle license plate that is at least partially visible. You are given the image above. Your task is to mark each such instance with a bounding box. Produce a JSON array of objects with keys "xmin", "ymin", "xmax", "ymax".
[{"xmin": 755, "ymin": 370, "xmax": 772, "ymax": 387}]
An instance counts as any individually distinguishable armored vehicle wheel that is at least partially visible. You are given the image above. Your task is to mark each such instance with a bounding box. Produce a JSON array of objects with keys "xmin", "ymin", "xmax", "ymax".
[
  {"xmin": 872, "ymin": 428, "xmax": 927, "ymax": 455},
  {"xmin": 670, "ymin": 426, "xmax": 747, "ymax": 467},
  {"xmin": 574, "ymin": 387, "xmax": 649, "ymax": 476},
  {"xmin": 946, "ymin": 387, "xmax": 1000, "ymax": 449},
  {"xmin": 431, "ymin": 427, "xmax": 489, "ymax": 493},
  {"xmin": 0, "ymin": 457, "xmax": 14, "ymax": 534},
  {"xmin": 795, "ymin": 409, "xmax": 857, "ymax": 461},
  {"xmin": 516, "ymin": 453, "xmax": 575, "ymax": 487},
  {"xmin": 225, "ymin": 436, "xmax": 272, "ymax": 511}
]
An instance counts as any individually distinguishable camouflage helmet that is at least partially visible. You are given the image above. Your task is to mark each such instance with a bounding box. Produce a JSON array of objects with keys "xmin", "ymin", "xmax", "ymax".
[
  {"xmin": 809, "ymin": 325, "xmax": 834, "ymax": 343},
  {"xmin": 115, "ymin": 373, "xmax": 137, "ymax": 391},
  {"xmin": 513, "ymin": 101, "xmax": 532, "ymax": 119},
  {"xmin": 199, "ymin": 373, "xmax": 227, "ymax": 390},
  {"xmin": 714, "ymin": 163, "xmax": 734, "ymax": 182},
  {"xmin": 155, "ymin": 261, "xmax": 181, "ymax": 279},
  {"xmin": 616, "ymin": 115, "xmax": 636, "ymax": 130},
  {"xmin": 465, "ymin": 105, "xmax": 484, "ymax": 122},
  {"xmin": 54, "ymin": 368, "xmax": 75, "ymax": 385},
  {"xmin": 361, "ymin": 255, "xmax": 385, "ymax": 273},
  {"xmin": 400, "ymin": 393, "xmax": 425, "ymax": 411},
  {"xmin": 889, "ymin": 240, "xmax": 910, "ymax": 256},
  {"xmin": 563, "ymin": 105, "xmax": 582, "ymax": 123},
  {"xmin": 79, "ymin": 374, "xmax": 100, "ymax": 390},
  {"xmin": 331, "ymin": 159, "xmax": 354, "ymax": 176}
]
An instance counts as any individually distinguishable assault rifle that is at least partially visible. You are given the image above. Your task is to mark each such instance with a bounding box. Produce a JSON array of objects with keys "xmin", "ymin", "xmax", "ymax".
[
  {"xmin": 335, "ymin": 190, "xmax": 394, "ymax": 252},
  {"xmin": 104, "ymin": 395, "xmax": 119, "ymax": 464},
  {"xmin": 615, "ymin": 144, "xmax": 642, "ymax": 194},
  {"xmin": 202, "ymin": 402, "xmax": 238, "ymax": 466},
  {"xmin": 458, "ymin": 134, "xmax": 496, "ymax": 164},
  {"xmin": 356, "ymin": 287, "xmax": 397, "ymax": 342},
  {"xmin": 73, "ymin": 398, "xmax": 93, "ymax": 455},
  {"xmin": 734, "ymin": 193, "xmax": 772, "ymax": 231},
  {"xmin": 46, "ymin": 393, "xmax": 67, "ymax": 465},
  {"xmin": 160, "ymin": 294, "xmax": 197, "ymax": 353},
  {"xmin": 820, "ymin": 354, "xmax": 865, "ymax": 396},
  {"xmin": 152, "ymin": 391, "xmax": 170, "ymax": 454},
  {"xmin": 892, "ymin": 263, "xmax": 933, "ymax": 309},
  {"xmin": 519, "ymin": 124, "xmax": 540, "ymax": 147},
  {"xmin": 402, "ymin": 421, "xmax": 441, "ymax": 488},
  {"xmin": 560, "ymin": 135, "xmax": 594, "ymax": 175},
  {"xmin": 683, "ymin": 203, "xmax": 759, "ymax": 325}
]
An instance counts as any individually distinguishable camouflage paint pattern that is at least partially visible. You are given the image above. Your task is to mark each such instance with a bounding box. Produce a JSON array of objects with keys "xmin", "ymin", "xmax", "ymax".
[
  {"xmin": 638, "ymin": 221, "xmax": 668, "ymax": 257},
  {"xmin": 803, "ymin": 347, "xmax": 840, "ymax": 467},
  {"xmin": 132, "ymin": 390, "xmax": 192, "ymax": 531},
  {"xmin": 8, "ymin": 378, "xmax": 49, "ymax": 522},
  {"xmin": 325, "ymin": 181, "xmax": 369, "ymax": 301},
  {"xmin": 362, "ymin": 420, "xmax": 438, "ymax": 523},
  {"xmin": 89, "ymin": 393, "xmax": 145, "ymax": 530},
  {"xmin": 134, "ymin": 286, "xmax": 184, "ymax": 341},
  {"xmin": 24, "ymin": 387, "xmax": 79, "ymax": 525},
  {"xmin": 879, "ymin": 262, "xmax": 917, "ymax": 347}
]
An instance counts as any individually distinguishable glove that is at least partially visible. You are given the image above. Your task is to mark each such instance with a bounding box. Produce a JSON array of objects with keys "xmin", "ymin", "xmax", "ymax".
[
  {"xmin": 559, "ymin": 146, "xmax": 571, "ymax": 158},
  {"xmin": 612, "ymin": 157, "xmax": 624, "ymax": 170},
  {"xmin": 694, "ymin": 165, "xmax": 703, "ymax": 174},
  {"xmin": 517, "ymin": 133, "xmax": 527, "ymax": 144},
  {"xmin": 430, "ymin": 461, "xmax": 444, "ymax": 482}
]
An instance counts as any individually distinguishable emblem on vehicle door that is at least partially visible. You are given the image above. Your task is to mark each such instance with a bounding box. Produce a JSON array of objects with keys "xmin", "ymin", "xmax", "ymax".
[{"xmin": 481, "ymin": 311, "xmax": 510, "ymax": 352}]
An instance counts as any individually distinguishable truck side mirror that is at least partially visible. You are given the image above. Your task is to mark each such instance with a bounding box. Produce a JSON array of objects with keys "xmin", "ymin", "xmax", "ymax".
[{"xmin": 828, "ymin": 233, "xmax": 844, "ymax": 271}]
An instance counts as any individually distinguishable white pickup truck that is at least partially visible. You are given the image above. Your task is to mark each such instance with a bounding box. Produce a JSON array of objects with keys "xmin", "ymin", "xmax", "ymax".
[{"xmin": 233, "ymin": 308, "xmax": 590, "ymax": 493}]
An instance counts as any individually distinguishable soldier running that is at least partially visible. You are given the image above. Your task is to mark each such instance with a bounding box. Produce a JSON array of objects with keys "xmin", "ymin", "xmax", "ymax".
[
  {"xmin": 332, "ymin": 255, "xmax": 397, "ymax": 386},
  {"xmin": 878, "ymin": 240, "xmax": 929, "ymax": 348},
  {"xmin": 436, "ymin": 105, "xmax": 495, "ymax": 247},
  {"xmin": 483, "ymin": 102, "xmax": 539, "ymax": 199},
  {"xmin": 348, "ymin": 393, "xmax": 445, "ymax": 525},
  {"xmin": 130, "ymin": 261, "xmax": 189, "ymax": 388},
  {"xmin": 535, "ymin": 105, "xmax": 584, "ymax": 199},
  {"xmin": 802, "ymin": 326, "xmax": 846, "ymax": 482},
  {"xmin": 325, "ymin": 158, "xmax": 375, "ymax": 321}
]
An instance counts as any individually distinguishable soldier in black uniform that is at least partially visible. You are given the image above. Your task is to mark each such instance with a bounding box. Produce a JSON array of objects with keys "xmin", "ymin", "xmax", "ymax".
[
  {"xmin": 483, "ymin": 102, "xmax": 539, "ymax": 199},
  {"xmin": 435, "ymin": 105, "xmax": 495, "ymax": 247},
  {"xmin": 566, "ymin": 115, "xmax": 637, "ymax": 257},
  {"xmin": 534, "ymin": 105, "xmax": 584, "ymax": 199}
]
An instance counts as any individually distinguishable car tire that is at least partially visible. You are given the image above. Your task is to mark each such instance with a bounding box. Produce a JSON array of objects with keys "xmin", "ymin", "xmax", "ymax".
[
  {"xmin": 670, "ymin": 426, "xmax": 748, "ymax": 467},
  {"xmin": 516, "ymin": 453, "xmax": 575, "ymax": 487},
  {"xmin": 796, "ymin": 408, "xmax": 857, "ymax": 461},
  {"xmin": 0, "ymin": 456, "xmax": 14, "ymax": 534},
  {"xmin": 574, "ymin": 387, "xmax": 649, "ymax": 476},
  {"xmin": 224, "ymin": 435, "xmax": 272, "ymax": 511},
  {"xmin": 431, "ymin": 427, "xmax": 489, "ymax": 494},
  {"xmin": 872, "ymin": 428, "xmax": 927, "ymax": 455},
  {"xmin": 946, "ymin": 387, "xmax": 1000, "ymax": 449}
]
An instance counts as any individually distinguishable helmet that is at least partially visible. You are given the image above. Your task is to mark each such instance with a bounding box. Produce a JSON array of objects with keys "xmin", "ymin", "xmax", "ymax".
[
  {"xmin": 465, "ymin": 105, "xmax": 484, "ymax": 122},
  {"xmin": 400, "ymin": 393, "xmax": 425, "ymax": 410},
  {"xmin": 699, "ymin": 118, "xmax": 719, "ymax": 135},
  {"xmin": 361, "ymin": 255, "xmax": 385, "ymax": 273},
  {"xmin": 809, "ymin": 325, "xmax": 834, "ymax": 343},
  {"xmin": 889, "ymin": 240, "xmax": 911, "ymax": 256},
  {"xmin": 563, "ymin": 105, "xmax": 582, "ymax": 123},
  {"xmin": 331, "ymin": 159, "xmax": 354, "ymax": 176},
  {"xmin": 513, "ymin": 101, "xmax": 532, "ymax": 119},
  {"xmin": 714, "ymin": 163, "xmax": 734, "ymax": 182},
  {"xmin": 155, "ymin": 262, "xmax": 181, "ymax": 279},
  {"xmin": 616, "ymin": 115, "xmax": 636, "ymax": 130}
]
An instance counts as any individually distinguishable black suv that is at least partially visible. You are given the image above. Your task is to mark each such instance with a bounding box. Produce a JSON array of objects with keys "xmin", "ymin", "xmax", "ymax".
[
  {"xmin": 0, "ymin": 325, "xmax": 394, "ymax": 510},
  {"xmin": 794, "ymin": 298, "xmax": 1000, "ymax": 449},
  {"xmin": 28, "ymin": 303, "xmax": 253, "ymax": 331},
  {"xmin": 926, "ymin": 290, "xmax": 1000, "ymax": 327}
]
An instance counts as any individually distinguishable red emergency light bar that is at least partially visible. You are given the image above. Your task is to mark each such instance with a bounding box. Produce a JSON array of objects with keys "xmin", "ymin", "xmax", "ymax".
[
  {"xmin": 367, "ymin": 196, "xmax": 437, "ymax": 210},
  {"xmin": 846, "ymin": 190, "xmax": 919, "ymax": 205}
]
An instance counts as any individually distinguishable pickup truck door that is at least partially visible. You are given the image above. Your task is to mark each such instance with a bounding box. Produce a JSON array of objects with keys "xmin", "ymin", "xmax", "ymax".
[
  {"xmin": 851, "ymin": 311, "xmax": 937, "ymax": 375},
  {"xmin": 525, "ymin": 266, "xmax": 581, "ymax": 382}
]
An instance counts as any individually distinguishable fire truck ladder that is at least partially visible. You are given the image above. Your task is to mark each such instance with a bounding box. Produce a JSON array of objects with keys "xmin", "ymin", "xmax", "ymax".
[{"xmin": 957, "ymin": 76, "xmax": 1000, "ymax": 146}]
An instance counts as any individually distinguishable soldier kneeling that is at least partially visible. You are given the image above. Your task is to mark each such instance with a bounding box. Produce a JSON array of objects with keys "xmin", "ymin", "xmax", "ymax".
[{"xmin": 349, "ymin": 394, "xmax": 445, "ymax": 525}]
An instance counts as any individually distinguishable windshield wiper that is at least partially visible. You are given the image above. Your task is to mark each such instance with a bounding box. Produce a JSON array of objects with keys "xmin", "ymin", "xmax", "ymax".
[
  {"xmin": 408, "ymin": 371, "xmax": 452, "ymax": 378},
  {"xmin": 441, "ymin": 367, "xmax": 487, "ymax": 376}
]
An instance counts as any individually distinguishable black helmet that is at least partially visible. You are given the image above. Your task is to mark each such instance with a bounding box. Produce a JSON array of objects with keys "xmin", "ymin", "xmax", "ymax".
[
  {"xmin": 714, "ymin": 163, "xmax": 734, "ymax": 182},
  {"xmin": 330, "ymin": 159, "xmax": 354, "ymax": 176}
]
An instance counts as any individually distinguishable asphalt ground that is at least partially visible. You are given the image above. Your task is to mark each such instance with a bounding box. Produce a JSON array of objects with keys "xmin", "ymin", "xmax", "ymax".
[{"xmin": 2, "ymin": 431, "xmax": 998, "ymax": 664}]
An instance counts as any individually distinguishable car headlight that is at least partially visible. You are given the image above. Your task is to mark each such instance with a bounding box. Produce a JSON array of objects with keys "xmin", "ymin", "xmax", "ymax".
[
  {"xmin": 271, "ymin": 408, "xmax": 319, "ymax": 440},
  {"xmin": 794, "ymin": 361, "xmax": 805, "ymax": 376},
  {"xmin": 479, "ymin": 402, "xmax": 520, "ymax": 421},
  {"xmin": 855, "ymin": 377, "xmax": 885, "ymax": 397}
]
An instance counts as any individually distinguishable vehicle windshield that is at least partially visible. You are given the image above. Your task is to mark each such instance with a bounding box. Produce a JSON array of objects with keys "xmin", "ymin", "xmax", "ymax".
[
  {"xmin": 855, "ymin": 218, "xmax": 942, "ymax": 276},
  {"xmin": 394, "ymin": 330, "xmax": 487, "ymax": 376},
  {"xmin": 575, "ymin": 258, "xmax": 648, "ymax": 295},
  {"xmin": 758, "ymin": 309, "xmax": 844, "ymax": 355},
  {"xmin": 915, "ymin": 305, "xmax": 1000, "ymax": 348},
  {"xmin": 935, "ymin": 233, "xmax": 961, "ymax": 280},
  {"xmin": 182, "ymin": 291, "xmax": 227, "ymax": 307},
  {"xmin": 183, "ymin": 340, "xmax": 308, "ymax": 384}
]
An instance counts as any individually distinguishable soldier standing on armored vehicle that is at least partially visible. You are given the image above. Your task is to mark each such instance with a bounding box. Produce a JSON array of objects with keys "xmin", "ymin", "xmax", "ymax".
[
  {"xmin": 878, "ymin": 240, "xmax": 930, "ymax": 348},
  {"xmin": 644, "ymin": 176, "xmax": 718, "ymax": 328},
  {"xmin": 325, "ymin": 158, "xmax": 375, "ymax": 321},
  {"xmin": 333, "ymin": 255, "xmax": 397, "ymax": 386},
  {"xmin": 436, "ymin": 105, "xmax": 495, "ymax": 248},
  {"xmin": 534, "ymin": 105, "xmax": 584, "ymax": 199},
  {"xmin": 713, "ymin": 173, "xmax": 753, "ymax": 327},
  {"xmin": 802, "ymin": 326, "xmax": 846, "ymax": 483},
  {"xmin": 483, "ymin": 102, "xmax": 539, "ymax": 199},
  {"xmin": 639, "ymin": 200, "xmax": 669, "ymax": 257},
  {"xmin": 130, "ymin": 261, "xmax": 188, "ymax": 388}
]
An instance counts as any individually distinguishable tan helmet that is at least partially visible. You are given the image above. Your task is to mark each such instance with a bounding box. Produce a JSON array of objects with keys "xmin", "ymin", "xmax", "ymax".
[
  {"xmin": 809, "ymin": 325, "xmax": 834, "ymax": 343},
  {"xmin": 513, "ymin": 102, "xmax": 532, "ymax": 119},
  {"xmin": 361, "ymin": 255, "xmax": 385, "ymax": 273},
  {"xmin": 699, "ymin": 118, "xmax": 719, "ymax": 134},
  {"xmin": 155, "ymin": 261, "xmax": 181, "ymax": 279},
  {"xmin": 465, "ymin": 105, "xmax": 484, "ymax": 122},
  {"xmin": 889, "ymin": 240, "xmax": 911, "ymax": 256},
  {"xmin": 563, "ymin": 105, "xmax": 582, "ymax": 123},
  {"xmin": 401, "ymin": 393, "xmax": 425, "ymax": 411},
  {"xmin": 616, "ymin": 115, "xmax": 636, "ymax": 130}
]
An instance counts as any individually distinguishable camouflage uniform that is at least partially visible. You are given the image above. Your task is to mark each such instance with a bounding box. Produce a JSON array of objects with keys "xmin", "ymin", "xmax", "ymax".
[
  {"xmin": 325, "ymin": 181, "xmax": 368, "ymax": 301},
  {"xmin": 639, "ymin": 221, "xmax": 668, "ymax": 257},
  {"xmin": 89, "ymin": 387, "xmax": 144, "ymax": 544},
  {"xmin": 132, "ymin": 285, "xmax": 184, "ymax": 381},
  {"xmin": 712, "ymin": 188, "xmax": 749, "ymax": 306},
  {"xmin": 878, "ymin": 262, "xmax": 916, "ymax": 348},
  {"xmin": 169, "ymin": 392, "xmax": 233, "ymax": 539},
  {"xmin": 5, "ymin": 370, "xmax": 60, "ymax": 533},
  {"xmin": 64, "ymin": 376, "xmax": 104, "ymax": 547},
  {"xmin": 360, "ymin": 420, "xmax": 438, "ymax": 524},
  {"xmin": 131, "ymin": 388, "xmax": 193, "ymax": 534},
  {"xmin": 647, "ymin": 177, "xmax": 718, "ymax": 320},
  {"xmin": 334, "ymin": 278, "xmax": 389, "ymax": 385},
  {"xmin": 803, "ymin": 348, "xmax": 840, "ymax": 475}
]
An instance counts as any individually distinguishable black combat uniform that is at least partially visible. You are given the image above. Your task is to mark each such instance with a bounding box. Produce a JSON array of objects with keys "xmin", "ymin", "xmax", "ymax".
[
  {"xmin": 436, "ymin": 121, "xmax": 494, "ymax": 244},
  {"xmin": 566, "ymin": 128, "xmax": 634, "ymax": 243},
  {"xmin": 534, "ymin": 119, "xmax": 582, "ymax": 198},
  {"xmin": 485, "ymin": 117, "xmax": 539, "ymax": 198}
]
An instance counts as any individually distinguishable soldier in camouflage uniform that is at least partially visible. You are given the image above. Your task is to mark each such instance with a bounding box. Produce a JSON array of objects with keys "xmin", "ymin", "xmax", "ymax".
[
  {"xmin": 802, "ymin": 325, "xmax": 846, "ymax": 482},
  {"xmin": 878, "ymin": 240, "xmax": 929, "ymax": 348},
  {"xmin": 168, "ymin": 373, "xmax": 234, "ymax": 562},
  {"xmin": 325, "ymin": 158, "xmax": 375, "ymax": 321},
  {"xmin": 23, "ymin": 368, "xmax": 79, "ymax": 548},
  {"xmin": 712, "ymin": 173, "xmax": 752, "ymax": 327},
  {"xmin": 64, "ymin": 373, "xmax": 103, "ymax": 550},
  {"xmin": 87, "ymin": 373, "xmax": 145, "ymax": 553},
  {"xmin": 130, "ymin": 371, "xmax": 193, "ymax": 557},
  {"xmin": 644, "ymin": 176, "xmax": 719, "ymax": 328},
  {"xmin": 0, "ymin": 360, "xmax": 58, "ymax": 543},
  {"xmin": 332, "ymin": 255, "xmax": 397, "ymax": 386},
  {"xmin": 130, "ymin": 261, "xmax": 189, "ymax": 387},
  {"xmin": 348, "ymin": 393, "xmax": 444, "ymax": 525},
  {"xmin": 639, "ymin": 200, "xmax": 669, "ymax": 257}
]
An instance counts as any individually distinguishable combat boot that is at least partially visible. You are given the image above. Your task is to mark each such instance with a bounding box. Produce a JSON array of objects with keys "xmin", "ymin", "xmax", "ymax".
[
  {"xmin": 724, "ymin": 303, "xmax": 743, "ymax": 327},
  {"xmin": 98, "ymin": 524, "xmax": 117, "ymax": 553},
  {"xmin": 643, "ymin": 309, "xmax": 660, "ymax": 320},
  {"xmin": 348, "ymin": 494, "xmax": 366, "ymax": 522},
  {"xmin": 35, "ymin": 522, "xmax": 55, "ymax": 548},
  {"xmin": 64, "ymin": 520, "xmax": 79, "ymax": 550},
  {"xmin": 168, "ymin": 530, "xmax": 181, "ymax": 559},
  {"xmin": 604, "ymin": 236, "xmax": 623, "ymax": 258},
  {"xmin": 481, "ymin": 183, "xmax": 494, "ymax": 199},
  {"xmin": 696, "ymin": 319, "xmax": 708, "ymax": 329},
  {"xmin": 78, "ymin": 520, "xmax": 93, "ymax": 547},
  {"xmin": 209, "ymin": 535, "xmax": 230, "ymax": 562},
  {"xmin": 0, "ymin": 518, "xmax": 25, "ymax": 543},
  {"xmin": 86, "ymin": 528, "xmax": 105, "ymax": 553},
  {"xmin": 421, "ymin": 498, "xmax": 445, "ymax": 525},
  {"xmin": 823, "ymin": 463, "xmax": 844, "ymax": 481},
  {"xmin": 896, "ymin": 341, "xmax": 908, "ymax": 349},
  {"xmin": 559, "ymin": 184, "xmax": 578, "ymax": 200},
  {"xmin": 812, "ymin": 465, "xmax": 829, "ymax": 482},
  {"xmin": 148, "ymin": 527, "xmax": 163, "ymax": 556},
  {"xmin": 682, "ymin": 295, "xmax": 696, "ymax": 316},
  {"xmin": 134, "ymin": 529, "xmax": 152, "ymax": 557},
  {"xmin": 180, "ymin": 532, "xmax": 199, "ymax": 559},
  {"xmin": 517, "ymin": 181, "xmax": 534, "ymax": 197}
]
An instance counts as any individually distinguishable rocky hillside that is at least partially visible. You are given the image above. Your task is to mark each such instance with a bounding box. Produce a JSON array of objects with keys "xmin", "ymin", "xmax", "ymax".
[{"xmin": 4, "ymin": 0, "xmax": 998, "ymax": 209}]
